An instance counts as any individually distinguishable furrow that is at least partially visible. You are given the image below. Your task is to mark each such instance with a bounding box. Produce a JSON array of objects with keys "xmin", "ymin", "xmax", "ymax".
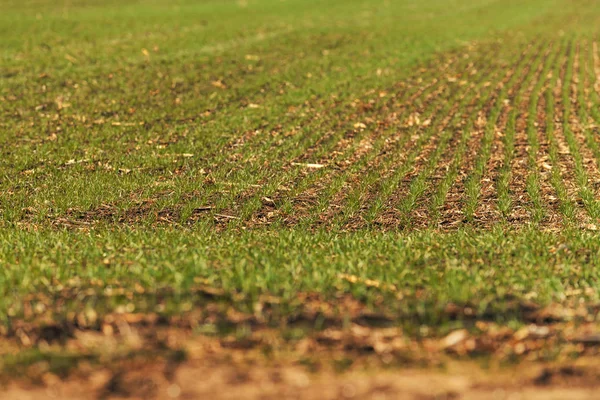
[
  {"xmin": 504, "ymin": 43, "xmax": 553, "ymax": 225},
  {"xmin": 528, "ymin": 47, "xmax": 565, "ymax": 227},
  {"xmin": 193, "ymin": 49, "xmax": 477, "ymax": 226},
  {"xmin": 521, "ymin": 43, "xmax": 561, "ymax": 224},
  {"xmin": 542, "ymin": 39, "xmax": 578, "ymax": 223},
  {"xmin": 347, "ymin": 46, "xmax": 514, "ymax": 229},
  {"xmin": 466, "ymin": 42, "xmax": 551, "ymax": 227},
  {"xmin": 428, "ymin": 42, "xmax": 540, "ymax": 229},
  {"xmin": 400, "ymin": 65, "xmax": 523, "ymax": 229},
  {"xmin": 312, "ymin": 91, "xmax": 450, "ymax": 227},
  {"xmin": 552, "ymin": 39, "xmax": 591, "ymax": 224},
  {"xmin": 307, "ymin": 49, "xmax": 500, "ymax": 230},
  {"xmin": 246, "ymin": 53, "xmax": 468, "ymax": 227},
  {"xmin": 279, "ymin": 51, "xmax": 486, "ymax": 228},
  {"xmin": 567, "ymin": 41, "xmax": 600, "ymax": 221},
  {"xmin": 493, "ymin": 44, "xmax": 547, "ymax": 222},
  {"xmin": 576, "ymin": 39, "xmax": 600, "ymax": 223}
]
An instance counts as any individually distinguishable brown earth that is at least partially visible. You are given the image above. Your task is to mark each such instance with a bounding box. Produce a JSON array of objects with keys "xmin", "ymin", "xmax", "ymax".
[
  {"xmin": 4, "ymin": 288, "xmax": 600, "ymax": 399},
  {"xmin": 35, "ymin": 38, "xmax": 600, "ymax": 233}
]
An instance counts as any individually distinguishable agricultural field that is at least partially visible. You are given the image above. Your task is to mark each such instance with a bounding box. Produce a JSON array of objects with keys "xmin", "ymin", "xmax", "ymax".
[{"xmin": 3, "ymin": 0, "xmax": 600, "ymax": 398}]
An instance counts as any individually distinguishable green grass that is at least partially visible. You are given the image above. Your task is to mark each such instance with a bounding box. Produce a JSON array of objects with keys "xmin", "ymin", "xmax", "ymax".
[
  {"xmin": 524, "ymin": 43, "xmax": 558, "ymax": 223},
  {"xmin": 3, "ymin": 227, "xmax": 600, "ymax": 322},
  {"xmin": 4, "ymin": 0, "xmax": 600, "ymax": 376}
]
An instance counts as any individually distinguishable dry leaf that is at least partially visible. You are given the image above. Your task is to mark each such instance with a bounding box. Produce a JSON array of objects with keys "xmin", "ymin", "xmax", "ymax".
[
  {"xmin": 440, "ymin": 329, "xmax": 468, "ymax": 349},
  {"xmin": 291, "ymin": 162, "xmax": 325, "ymax": 169}
]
